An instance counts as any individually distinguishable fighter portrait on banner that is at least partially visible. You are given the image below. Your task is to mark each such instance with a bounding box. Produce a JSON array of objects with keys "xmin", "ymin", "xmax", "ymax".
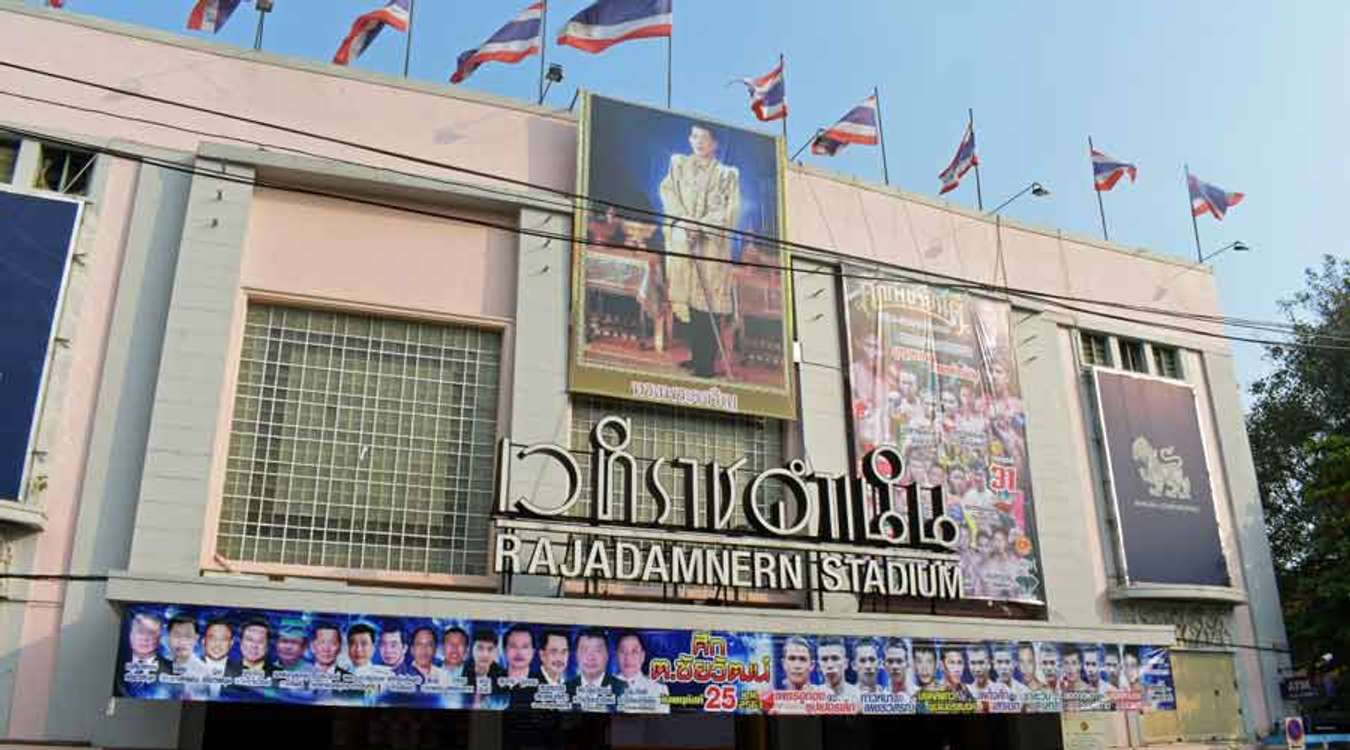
[
  {"xmin": 570, "ymin": 94, "xmax": 795, "ymax": 419},
  {"xmin": 843, "ymin": 279, "xmax": 1045, "ymax": 604}
]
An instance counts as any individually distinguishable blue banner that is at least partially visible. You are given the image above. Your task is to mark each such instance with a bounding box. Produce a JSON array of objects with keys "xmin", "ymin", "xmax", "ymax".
[
  {"xmin": 0, "ymin": 190, "xmax": 79, "ymax": 500},
  {"xmin": 1094, "ymin": 370, "xmax": 1230, "ymax": 587},
  {"xmin": 115, "ymin": 603, "xmax": 1176, "ymax": 715}
]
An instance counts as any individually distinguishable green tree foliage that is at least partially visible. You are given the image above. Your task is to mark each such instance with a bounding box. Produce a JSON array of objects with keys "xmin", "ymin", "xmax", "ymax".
[{"xmin": 1246, "ymin": 255, "xmax": 1350, "ymax": 666}]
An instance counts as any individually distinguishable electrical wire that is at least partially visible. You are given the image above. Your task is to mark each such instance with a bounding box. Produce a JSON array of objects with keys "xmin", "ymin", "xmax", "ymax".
[
  {"xmin": 2, "ymin": 60, "xmax": 1344, "ymax": 346},
  {"xmin": 7, "ymin": 121, "xmax": 1347, "ymax": 355}
]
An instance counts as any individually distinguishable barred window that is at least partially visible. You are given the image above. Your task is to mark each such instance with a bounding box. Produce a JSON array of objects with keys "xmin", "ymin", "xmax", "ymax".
[
  {"xmin": 569, "ymin": 396, "xmax": 785, "ymax": 529},
  {"xmin": 1080, "ymin": 331, "xmax": 1112, "ymax": 368},
  {"xmin": 0, "ymin": 138, "xmax": 17, "ymax": 184},
  {"xmin": 1118, "ymin": 338, "xmax": 1148, "ymax": 373},
  {"xmin": 217, "ymin": 304, "xmax": 502, "ymax": 578},
  {"xmin": 1152, "ymin": 345, "xmax": 1182, "ymax": 379}
]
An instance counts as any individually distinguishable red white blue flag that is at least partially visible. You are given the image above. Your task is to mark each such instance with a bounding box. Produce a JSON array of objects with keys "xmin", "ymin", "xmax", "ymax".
[
  {"xmin": 333, "ymin": 0, "xmax": 411, "ymax": 66},
  {"xmin": 1188, "ymin": 174, "xmax": 1244, "ymax": 220},
  {"xmin": 1091, "ymin": 148, "xmax": 1137, "ymax": 191},
  {"xmin": 557, "ymin": 0, "xmax": 672, "ymax": 54},
  {"xmin": 451, "ymin": 3, "xmax": 545, "ymax": 84},
  {"xmin": 938, "ymin": 121, "xmax": 978, "ymax": 194},
  {"xmin": 740, "ymin": 58, "xmax": 787, "ymax": 122},
  {"xmin": 187, "ymin": 0, "xmax": 244, "ymax": 33},
  {"xmin": 811, "ymin": 94, "xmax": 878, "ymax": 156}
]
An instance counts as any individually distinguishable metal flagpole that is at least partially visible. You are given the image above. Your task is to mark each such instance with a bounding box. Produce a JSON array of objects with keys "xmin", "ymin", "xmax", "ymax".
[
  {"xmin": 779, "ymin": 54, "xmax": 788, "ymax": 144},
  {"xmin": 1185, "ymin": 163, "xmax": 1203, "ymax": 262},
  {"xmin": 791, "ymin": 130, "xmax": 821, "ymax": 162},
  {"xmin": 969, "ymin": 107, "xmax": 984, "ymax": 210},
  {"xmin": 665, "ymin": 35, "xmax": 672, "ymax": 108},
  {"xmin": 402, "ymin": 0, "xmax": 417, "ymax": 77},
  {"xmin": 873, "ymin": 86, "xmax": 891, "ymax": 186},
  {"xmin": 537, "ymin": 2, "xmax": 549, "ymax": 104},
  {"xmin": 1089, "ymin": 135, "xmax": 1110, "ymax": 241}
]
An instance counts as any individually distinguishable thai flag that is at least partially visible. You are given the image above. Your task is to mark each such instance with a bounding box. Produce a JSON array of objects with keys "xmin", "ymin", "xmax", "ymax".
[
  {"xmin": 451, "ymin": 3, "xmax": 545, "ymax": 84},
  {"xmin": 938, "ymin": 121, "xmax": 977, "ymax": 194},
  {"xmin": 810, "ymin": 94, "xmax": 878, "ymax": 156},
  {"xmin": 187, "ymin": 0, "xmax": 244, "ymax": 33},
  {"xmin": 1188, "ymin": 174, "xmax": 1244, "ymax": 220},
  {"xmin": 740, "ymin": 59, "xmax": 786, "ymax": 122},
  {"xmin": 333, "ymin": 0, "xmax": 411, "ymax": 66},
  {"xmin": 1091, "ymin": 148, "xmax": 1137, "ymax": 192},
  {"xmin": 557, "ymin": 0, "xmax": 672, "ymax": 55}
]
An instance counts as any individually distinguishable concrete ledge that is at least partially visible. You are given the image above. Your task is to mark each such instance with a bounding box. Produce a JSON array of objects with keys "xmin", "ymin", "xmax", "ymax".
[
  {"xmin": 1108, "ymin": 584, "xmax": 1248, "ymax": 605},
  {"xmin": 0, "ymin": 501, "xmax": 46, "ymax": 532}
]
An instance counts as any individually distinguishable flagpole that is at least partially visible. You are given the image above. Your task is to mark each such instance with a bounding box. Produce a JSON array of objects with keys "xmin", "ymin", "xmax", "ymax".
[
  {"xmin": 537, "ymin": 2, "xmax": 549, "ymax": 105},
  {"xmin": 779, "ymin": 54, "xmax": 788, "ymax": 144},
  {"xmin": 402, "ymin": 0, "xmax": 417, "ymax": 77},
  {"xmin": 1089, "ymin": 135, "xmax": 1110, "ymax": 241},
  {"xmin": 969, "ymin": 107, "xmax": 984, "ymax": 210},
  {"xmin": 665, "ymin": 35, "xmax": 672, "ymax": 108},
  {"xmin": 1185, "ymin": 163, "xmax": 1203, "ymax": 262},
  {"xmin": 873, "ymin": 86, "xmax": 891, "ymax": 186}
]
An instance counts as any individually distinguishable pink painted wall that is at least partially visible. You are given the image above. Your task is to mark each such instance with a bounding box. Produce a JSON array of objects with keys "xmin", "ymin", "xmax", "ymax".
[{"xmin": 240, "ymin": 188, "xmax": 517, "ymax": 321}]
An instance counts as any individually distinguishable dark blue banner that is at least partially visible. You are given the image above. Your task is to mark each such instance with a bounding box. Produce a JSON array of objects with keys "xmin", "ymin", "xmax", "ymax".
[
  {"xmin": 0, "ymin": 190, "xmax": 79, "ymax": 500},
  {"xmin": 1094, "ymin": 370, "xmax": 1230, "ymax": 587},
  {"xmin": 114, "ymin": 603, "xmax": 1176, "ymax": 715}
]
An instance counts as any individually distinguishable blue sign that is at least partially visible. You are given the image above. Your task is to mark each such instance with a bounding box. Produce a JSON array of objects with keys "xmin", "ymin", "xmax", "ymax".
[
  {"xmin": 1094, "ymin": 370, "xmax": 1231, "ymax": 587},
  {"xmin": 115, "ymin": 602, "xmax": 1176, "ymax": 716},
  {"xmin": 0, "ymin": 190, "xmax": 79, "ymax": 500}
]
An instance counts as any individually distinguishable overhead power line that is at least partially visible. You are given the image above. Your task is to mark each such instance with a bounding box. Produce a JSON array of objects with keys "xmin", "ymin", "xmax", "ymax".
[
  {"xmin": 7, "ymin": 123, "xmax": 1345, "ymax": 356},
  {"xmin": 3, "ymin": 60, "xmax": 1344, "ymax": 347}
]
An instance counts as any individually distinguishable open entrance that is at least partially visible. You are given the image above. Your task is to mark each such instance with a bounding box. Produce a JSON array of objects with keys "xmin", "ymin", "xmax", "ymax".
[{"xmin": 199, "ymin": 704, "xmax": 1064, "ymax": 750}]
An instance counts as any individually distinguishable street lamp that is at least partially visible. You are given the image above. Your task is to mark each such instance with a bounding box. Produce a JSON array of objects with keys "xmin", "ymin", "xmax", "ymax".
[
  {"xmin": 539, "ymin": 64, "xmax": 564, "ymax": 105},
  {"xmin": 988, "ymin": 182, "xmax": 1050, "ymax": 215},
  {"xmin": 1198, "ymin": 240, "xmax": 1249, "ymax": 264},
  {"xmin": 253, "ymin": 0, "xmax": 274, "ymax": 51}
]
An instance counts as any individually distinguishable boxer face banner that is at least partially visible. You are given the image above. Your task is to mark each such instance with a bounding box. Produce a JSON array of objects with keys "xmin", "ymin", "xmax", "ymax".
[{"xmin": 115, "ymin": 603, "xmax": 1176, "ymax": 716}]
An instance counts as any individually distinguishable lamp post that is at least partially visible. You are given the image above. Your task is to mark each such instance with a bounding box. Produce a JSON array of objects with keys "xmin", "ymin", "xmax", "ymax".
[
  {"xmin": 987, "ymin": 182, "xmax": 1050, "ymax": 215},
  {"xmin": 539, "ymin": 64, "xmax": 564, "ymax": 105},
  {"xmin": 1198, "ymin": 240, "xmax": 1249, "ymax": 264},
  {"xmin": 253, "ymin": 0, "xmax": 273, "ymax": 51}
]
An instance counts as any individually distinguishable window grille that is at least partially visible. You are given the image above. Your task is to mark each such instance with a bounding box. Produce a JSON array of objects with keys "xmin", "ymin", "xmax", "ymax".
[
  {"xmin": 0, "ymin": 138, "xmax": 17, "ymax": 184},
  {"xmin": 569, "ymin": 396, "xmax": 786, "ymax": 530},
  {"xmin": 217, "ymin": 304, "xmax": 502, "ymax": 577},
  {"xmin": 1152, "ymin": 345, "xmax": 1182, "ymax": 379},
  {"xmin": 1118, "ymin": 338, "xmax": 1148, "ymax": 373},
  {"xmin": 1079, "ymin": 331, "xmax": 1112, "ymax": 368},
  {"xmin": 33, "ymin": 144, "xmax": 94, "ymax": 196}
]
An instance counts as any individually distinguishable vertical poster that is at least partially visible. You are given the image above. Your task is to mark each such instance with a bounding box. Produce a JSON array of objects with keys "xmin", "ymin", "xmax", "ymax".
[
  {"xmin": 570, "ymin": 94, "xmax": 795, "ymax": 419},
  {"xmin": 842, "ymin": 279, "xmax": 1044, "ymax": 604},
  {"xmin": 1093, "ymin": 370, "xmax": 1230, "ymax": 587}
]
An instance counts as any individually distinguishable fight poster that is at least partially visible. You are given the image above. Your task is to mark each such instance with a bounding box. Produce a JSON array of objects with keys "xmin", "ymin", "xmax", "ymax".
[
  {"xmin": 114, "ymin": 603, "xmax": 1175, "ymax": 715},
  {"xmin": 842, "ymin": 278, "xmax": 1044, "ymax": 604}
]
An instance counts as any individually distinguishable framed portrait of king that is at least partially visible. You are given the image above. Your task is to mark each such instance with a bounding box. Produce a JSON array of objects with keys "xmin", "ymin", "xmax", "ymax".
[{"xmin": 569, "ymin": 93, "xmax": 796, "ymax": 419}]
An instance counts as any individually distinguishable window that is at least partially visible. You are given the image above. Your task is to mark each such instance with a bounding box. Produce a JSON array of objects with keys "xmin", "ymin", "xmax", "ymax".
[
  {"xmin": 1080, "ymin": 331, "xmax": 1111, "ymax": 367},
  {"xmin": 1152, "ymin": 345, "xmax": 1182, "ymax": 379},
  {"xmin": 217, "ymin": 304, "xmax": 502, "ymax": 577},
  {"xmin": 0, "ymin": 138, "xmax": 17, "ymax": 184},
  {"xmin": 570, "ymin": 396, "xmax": 785, "ymax": 528},
  {"xmin": 1118, "ymin": 338, "xmax": 1148, "ymax": 373},
  {"xmin": 33, "ymin": 145, "xmax": 94, "ymax": 196}
]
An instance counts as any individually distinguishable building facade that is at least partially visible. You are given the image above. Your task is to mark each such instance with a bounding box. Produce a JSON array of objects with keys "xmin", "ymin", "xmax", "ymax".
[{"xmin": 0, "ymin": 5, "xmax": 1289, "ymax": 749}]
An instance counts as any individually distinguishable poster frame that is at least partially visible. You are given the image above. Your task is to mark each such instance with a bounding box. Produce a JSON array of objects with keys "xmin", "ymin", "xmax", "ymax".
[{"xmin": 567, "ymin": 91, "xmax": 798, "ymax": 420}]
